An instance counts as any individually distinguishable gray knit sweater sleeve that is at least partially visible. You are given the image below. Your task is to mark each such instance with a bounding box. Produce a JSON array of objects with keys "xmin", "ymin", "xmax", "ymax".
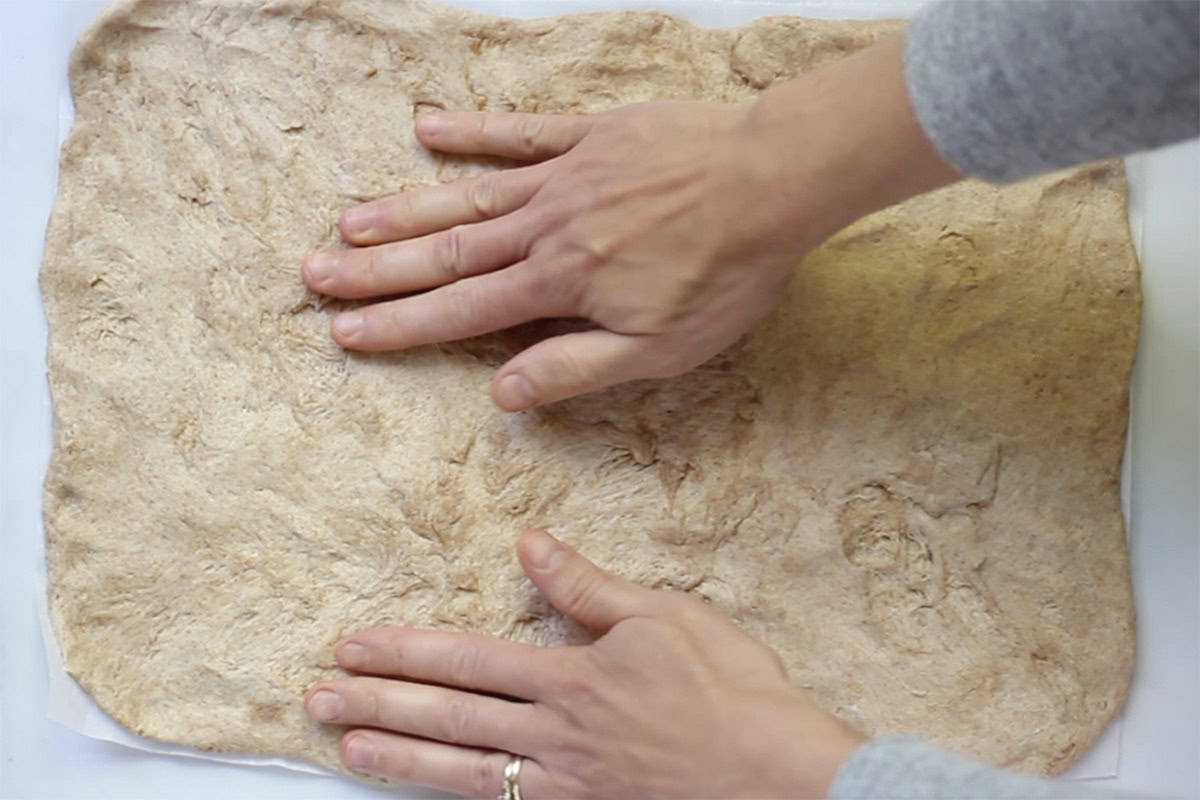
[
  {"xmin": 904, "ymin": 0, "xmax": 1200, "ymax": 182},
  {"xmin": 829, "ymin": 737, "xmax": 1137, "ymax": 800}
]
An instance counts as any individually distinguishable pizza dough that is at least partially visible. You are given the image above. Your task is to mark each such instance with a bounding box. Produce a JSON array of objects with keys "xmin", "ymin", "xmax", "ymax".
[{"xmin": 43, "ymin": 0, "xmax": 1139, "ymax": 781}]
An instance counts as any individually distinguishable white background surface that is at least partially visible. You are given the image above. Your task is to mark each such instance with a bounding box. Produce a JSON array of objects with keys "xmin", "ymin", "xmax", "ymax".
[{"xmin": 2, "ymin": 1, "xmax": 1197, "ymax": 798}]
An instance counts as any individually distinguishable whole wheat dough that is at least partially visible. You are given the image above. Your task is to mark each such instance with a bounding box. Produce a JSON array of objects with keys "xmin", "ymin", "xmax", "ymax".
[{"xmin": 43, "ymin": 0, "xmax": 1139, "ymax": 781}]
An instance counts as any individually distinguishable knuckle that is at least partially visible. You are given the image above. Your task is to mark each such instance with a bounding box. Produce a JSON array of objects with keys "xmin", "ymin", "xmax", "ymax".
[
  {"xmin": 517, "ymin": 115, "xmax": 546, "ymax": 156},
  {"xmin": 356, "ymin": 249, "xmax": 380, "ymax": 291},
  {"xmin": 465, "ymin": 174, "xmax": 499, "ymax": 219},
  {"xmin": 433, "ymin": 226, "xmax": 468, "ymax": 281},
  {"xmin": 474, "ymin": 113, "xmax": 491, "ymax": 141},
  {"xmin": 564, "ymin": 231, "xmax": 617, "ymax": 266},
  {"xmin": 361, "ymin": 682, "xmax": 385, "ymax": 727},
  {"xmin": 520, "ymin": 258, "xmax": 576, "ymax": 315},
  {"xmin": 442, "ymin": 695, "xmax": 476, "ymax": 743},
  {"xmin": 378, "ymin": 302, "xmax": 408, "ymax": 342},
  {"xmin": 394, "ymin": 192, "xmax": 417, "ymax": 230},
  {"xmin": 556, "ymin": 671, "xmax": 601, "ymax": 707},
  {"xmin": 446, "ymin": 639, "xmax": 482, "ymax": 686}
]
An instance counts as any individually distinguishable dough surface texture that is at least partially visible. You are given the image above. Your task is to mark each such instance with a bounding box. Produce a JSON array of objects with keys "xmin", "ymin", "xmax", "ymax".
[{"xmin": 44, "ymin": 0, "xmax": 1139, "ymax": 780}]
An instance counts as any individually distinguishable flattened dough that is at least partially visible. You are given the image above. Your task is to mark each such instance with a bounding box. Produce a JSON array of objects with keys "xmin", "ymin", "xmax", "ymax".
[{"xmin": 44, "ymin": 0, "xmax": 1139, "ymax": 780}]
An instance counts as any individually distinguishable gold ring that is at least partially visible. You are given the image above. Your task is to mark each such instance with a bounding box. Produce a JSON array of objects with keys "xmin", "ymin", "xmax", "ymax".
[{"xmin": 498, "ymin": 754, "xmax": 523, "ymax": 800}]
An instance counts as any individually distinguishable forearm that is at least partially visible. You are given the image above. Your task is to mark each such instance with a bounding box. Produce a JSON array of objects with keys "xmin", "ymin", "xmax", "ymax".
[
  {"xmin": 739, "ymin": 0, "xmax": 1200, "ymax": 242},
  {"xmin": 906, "ymin": 0, "xmax": 1200, "ymax": 182}
]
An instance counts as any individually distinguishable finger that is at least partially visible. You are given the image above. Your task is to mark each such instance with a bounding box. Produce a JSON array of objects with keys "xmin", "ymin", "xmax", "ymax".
[
  {"xmin": 416, "ymin": 111, "xmax": 592, "ymax": 162},
  {"xmin": 517, "ymin": 529, "xmax": 658, "ymax": 631},
  {"xmin": 304, "ymin": 213, "xmax": 532, "ymax": 299},
  {"xmin": 330, "ymin": 260, "xmax": 570, "ymax": 351},
  {"xmin": 338, "ymin": 729, "xmax": 552, "ymax": 799},
  {"xmin": 491, "ymin": 328, "xmax": 659, "ymax": 411},
  {"xmin": 335, "ymin": 627, "xmax": 558, "ymax": 700},
  {"xmin": 305, "ymin": 677, "xmax": 546, "ymax": 752},
  {"xmin": 337, "ymin": 166, "xmax": 545, "ymax": 246}
]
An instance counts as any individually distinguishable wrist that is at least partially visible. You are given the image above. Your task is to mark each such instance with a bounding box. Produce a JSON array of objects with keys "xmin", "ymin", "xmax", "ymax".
[
  {"xmin": 734, "ymin": 689, "xmax": 866, "ymax": 799},
  {"xmin": 739, "ymin": 31, "xmax": 962, "ymax": 248},
  {"xmin": 774, "ymin": 715, "xmax": 865, "ymax": 799}
]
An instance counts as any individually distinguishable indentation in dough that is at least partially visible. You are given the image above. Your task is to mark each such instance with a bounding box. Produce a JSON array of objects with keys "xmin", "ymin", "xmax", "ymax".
[
  {"xmin": 840, "ymin": 485, "xmax": 908, "ymax": 571},
  {"xmin": 839, "ymin": 485, "xmax": 950, "ymax": 653},
  {"xmin": 889, "ymin": 437, "xmax": 1001, "ymax": 518}
]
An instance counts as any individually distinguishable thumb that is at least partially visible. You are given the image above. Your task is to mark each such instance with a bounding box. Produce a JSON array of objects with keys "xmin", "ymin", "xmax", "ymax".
[
  {"xmin": 517, "ymin": 529, "xmax": 655, "ymax": 631},
  {"xmin": 491, "ymin": 329, "xmax": 658, "ymax": 411}
]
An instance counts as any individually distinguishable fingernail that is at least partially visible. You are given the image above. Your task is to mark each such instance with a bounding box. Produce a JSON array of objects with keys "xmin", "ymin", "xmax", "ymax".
[
  {"xmin": 344, "ymin": 734, "xmax": 377, "ymax": 769},
  {"xmin": 333, "ymin": 310, "xmax": 363, "ymax": 341},
  {"xmin": 526, "ymin": 530, "xmax": 566, "ymax": 571},
  {"xmin": 497, "ymin": 373, "xmax": 537, "ymax": 410},
  {"xmin": 338, "ymin": 641, "xmax": 368, "ymax": 669},
  {"xmin": 304, "ymin": 252, "xmax": 336, "ymax": 288},
  {"xmin": 341, "ymin": 204, "xmax": 374, "ymax": 235},
  {"xmin": 415, "ymin": 113, "xmax": 445, "ymax": 136},
  {"xmin": 307, "ymin": 690, "xmax": 343, "ymax": 722}
]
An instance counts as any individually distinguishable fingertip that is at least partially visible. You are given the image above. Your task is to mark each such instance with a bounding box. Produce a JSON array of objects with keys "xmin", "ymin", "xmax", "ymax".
[
  {"xmin": 517, "ymin": 528, "xmax": 565, "ymax": 574},
  {"xmin": 302, "ymin": 252, "xmax": 336, "ymax": 292},
  {"xmin": 302, "ymin": 682, "xmax": 325, "ymax": 705},
  {"xmin": 341, "ymin": 730, "xmax": 378, "ymax": 770},
  {"xmin": 306, "ymin": 686, "xmax": 344, "ymax": 722},
  {"xmin": 492, "ymin": 371, "xmax": 538, "ymax": 411},
  {"xmin": 339, "ymin": 204, "xmax": 375, "ymax": 243},
  {"xmin": 336, "ymin": 640, "xmax": 369, "ymax": 670},
  {"xmin": 517, "ymin": 527, "xmax": 550, "ymax": 546},
  {"xmin": 414, "ymin": 112, "xmax": 447, "ymax": 142},
  {"xmin": 331, "ymin": 311, "xmax": 364, "ymax": 346}
]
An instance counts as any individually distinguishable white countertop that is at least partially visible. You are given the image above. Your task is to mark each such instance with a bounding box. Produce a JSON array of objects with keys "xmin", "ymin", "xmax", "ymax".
[{"xmin": 2, "ymin": 1, "xmax": 1197, "ymax": 798}]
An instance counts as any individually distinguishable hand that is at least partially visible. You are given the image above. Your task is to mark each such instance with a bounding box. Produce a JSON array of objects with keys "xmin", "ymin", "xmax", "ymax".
[
  {"xmin": 302, "ymin": 100, "xmax": 806, "ymax": 411},
  {"xmin": 301, "ymin": 34, "xmax": 959, "ymax": 411},
  {"xmin": 305, "ymin": 530, "xmax": 865, "ymax": 799}
]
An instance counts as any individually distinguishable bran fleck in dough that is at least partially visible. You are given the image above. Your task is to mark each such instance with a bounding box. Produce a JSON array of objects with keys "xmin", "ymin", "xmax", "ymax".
[{"xmin": 43, "ymin": 0, "xmax": 1139, "ymax": 781}]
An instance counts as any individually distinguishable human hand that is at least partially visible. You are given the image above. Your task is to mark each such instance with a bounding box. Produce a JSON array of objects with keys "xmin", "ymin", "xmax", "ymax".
[
  {"xmin": 305, "ymin": 530, "xmax": 864, "ymax": 799},
  {"xmin": 302, "ymin": 100, "xmax": 810, "ymax": 411}
]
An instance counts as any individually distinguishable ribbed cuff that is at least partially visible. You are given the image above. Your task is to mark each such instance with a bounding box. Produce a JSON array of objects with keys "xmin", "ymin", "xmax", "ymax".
[{"xmin": 829, "ymin": 736, "xmax": 1129, "ymax": 800}]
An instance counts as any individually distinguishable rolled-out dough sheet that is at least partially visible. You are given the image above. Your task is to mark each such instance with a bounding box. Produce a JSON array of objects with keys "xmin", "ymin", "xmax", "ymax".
[{"xmin": 42, "ymin": 0, "xmax": 1139, "ymax": 783}]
